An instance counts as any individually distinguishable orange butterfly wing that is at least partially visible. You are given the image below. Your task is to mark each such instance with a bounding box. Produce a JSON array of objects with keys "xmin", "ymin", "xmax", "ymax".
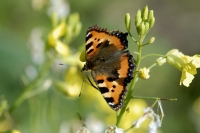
[{"xmin": 82, "ymin": 25, "xmax": 135, "ymax": 111}]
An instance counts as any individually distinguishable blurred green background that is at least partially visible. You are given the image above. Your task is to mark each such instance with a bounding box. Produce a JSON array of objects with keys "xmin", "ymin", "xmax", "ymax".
[{"xmin": 0, "ymin": 0, "xmax": 200, "ymax": 133}]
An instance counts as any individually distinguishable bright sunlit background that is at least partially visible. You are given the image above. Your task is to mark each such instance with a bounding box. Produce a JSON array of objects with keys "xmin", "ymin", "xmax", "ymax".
[{"xmin": 0, "ymin": 0, "xmax": 200, "ymax": 133}]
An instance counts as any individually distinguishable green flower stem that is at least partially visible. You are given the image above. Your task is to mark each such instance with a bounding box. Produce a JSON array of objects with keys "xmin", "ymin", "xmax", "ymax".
[
  {"xmin": 127, "ymin": 30, "xmax": 139, "ymax": 45},
  {"xmin": 9, "ymin": 55, "xmax": 55, "ymax": 114},
  {"xmin": 116, "ymin": 35, "xmax": 145, "ymax": 126},
  {"xmin": 141, "ymin": 42, "xmax": 149, "ymax": 47},
  {"xmin": 124, "ymin": 124, "xmax": 135, "ymax": 133},
  {"xmin": 151, "ymin": 99, "xmax": 159, "ymax": 108},
  {"xmin": 148, "ymin": 63, "xmax": 157, "ymax": 70},
  {"xmin": 132, "ymin": 96, "xmax": 177, "ymax": 101},
  {"xmin": 142, "ymin": 54, "xmax": 166, "ymax": 60}
]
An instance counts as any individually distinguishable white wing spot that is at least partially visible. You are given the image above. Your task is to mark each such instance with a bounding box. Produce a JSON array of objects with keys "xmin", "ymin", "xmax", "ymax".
[
  {"xmin": 112, "ymin": 81, "xmax": 118, "ymax": 85},
  {"xmin": 86, "ymin": 32, "xmax": 91, "ymax": 37},
  {"xmin": 108, "ymin": 102, "xmax": 114, "ymax": 106},
  {"xmin": 102, "ymin": 92, "xmax": 110, "ymax": 98},
  {"xmin": 98, "ymin": 82, "xmax": 106, "ymax": 87}
]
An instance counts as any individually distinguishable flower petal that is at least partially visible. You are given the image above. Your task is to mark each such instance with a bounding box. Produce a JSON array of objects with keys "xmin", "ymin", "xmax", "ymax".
[
  {"xmin": 138, "ymin": 67, "xmax": 150, "ymax": 79},
  {"xmin": 55, "ymin": 40, "xmax": 70, "ymax": 56},
  {"xmin": 180, "ymin": 69, "xmax": 194, "ymax": 87},
  {"xmin": 192, "ymin": 55, "xmax": 200, "ymax": 68}
]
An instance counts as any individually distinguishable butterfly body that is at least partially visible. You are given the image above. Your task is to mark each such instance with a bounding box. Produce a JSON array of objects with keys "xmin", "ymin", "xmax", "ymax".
[{"xmin": 82, "ymin": 25, "xmax": 135, "ymax": 111}]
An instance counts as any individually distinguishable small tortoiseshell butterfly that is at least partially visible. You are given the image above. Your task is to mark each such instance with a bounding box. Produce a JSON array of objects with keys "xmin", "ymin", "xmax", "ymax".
[{"xmin": 82, "ymin": 25, "xmax": 135, "ymax": 111}]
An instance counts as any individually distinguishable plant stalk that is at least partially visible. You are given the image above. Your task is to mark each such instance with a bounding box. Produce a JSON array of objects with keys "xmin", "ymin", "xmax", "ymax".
[
  {"xmin": 9, "ymin": 56, "xmax": 55, "ymax": 114},
  {"xmin": 116, "ymin": 35, "xmax": 145, "ymax": 126}
]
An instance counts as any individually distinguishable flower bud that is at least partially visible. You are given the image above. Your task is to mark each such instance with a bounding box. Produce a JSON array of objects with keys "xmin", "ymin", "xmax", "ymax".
[
  {"xmin": 135, "ymin": 10, "xmax": 142, "ymax": 28},
  {"xmin": 135, "ymin": 10, "xmax": 141, "ymax": 20},
  {"xmin": 142, "ymin": 5, "xmax": 148, "ymax": 21},
  {"xmin": 125, "ymin": 13, "xmax": 131, "ymax": 31},
  {"xmin": 137, "ymin": 22, "xmax": 145, "ymax": 35},
  {"xmin": 149, "ymin": 17, "xmax": 155, "ymax": 28},
  {"xmin": 145, "ymin": 22, "xmax": 149, "ymax": 32},
  {"xmin": 148, "ymin": 37, "xmax": 155, "ymax": 44},
  {"xmin": 135, "ymin": 18, "xmax": 142, "ymax": 27},
  {"xmin": 156, "ymin": 57, "xmax": 166, "ymax": 66},
  {"xmin": 148, "ymin": 10, "xmax": 154, "ymax": 21}
]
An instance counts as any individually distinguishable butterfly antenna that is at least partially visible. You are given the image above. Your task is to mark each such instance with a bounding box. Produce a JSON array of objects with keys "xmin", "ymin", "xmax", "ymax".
[
  {"xmin": 59, "ymin": 63, "xmax": 64, "ymax": 65},
  {"xmin": 79, "ymin": 76, "xmax": 86, "ymax": 97},
  {"xmin": 59, "ymin": 63, "xmax": 79, "ymax": 68},
  {"xmin": 80, "ymin": 71, "xmax": 99, "ymax": 98},
  {"xmin": 80, "ymin": 71, "xmax": 90, "ymax": 98},
  {"xmin": 77, "ymin": 112, "xmax": 86, "ymax": 126},
  {"xmin": 85, "ymin": 74, "xmax": 99, "ymax": 90}
]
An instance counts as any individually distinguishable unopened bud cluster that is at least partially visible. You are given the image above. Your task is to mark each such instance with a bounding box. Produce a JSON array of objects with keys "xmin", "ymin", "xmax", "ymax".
[{"xmin": 135, "ymin": 6, "xmax": 155, "ymax": 36}]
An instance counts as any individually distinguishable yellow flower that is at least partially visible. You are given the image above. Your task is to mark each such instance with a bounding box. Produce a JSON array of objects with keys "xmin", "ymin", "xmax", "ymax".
[
  {"xmin": 46, "ymin": 21, "xmax": 71, "ymax": 56},
  {"xmin": 166, "ymin": 49, "xmax": 200, "ymax": 87},
  {"xmin": 47, "ymin": 22, "xmax": 67, "ymax": 46},
  {"xmin": 180, "ymin": 67, "xmax": 194, "ymax": 87},
  {"xmin": 138, "ymin": 67, "xmax": 150, "ymax": 79},
  {"xmin": 55, "ymin": 40, "xmax": 70, "ymax": 56},
  {"xmin": 55, "ymin": 67, "xmax": 82, "ymax": 97},
  {"xmin": 191, "ymin": 55, "xmax": 200, "ymax": 68},
  {"xmin": 166, "ymin": 49, "xmax": 186, "ymax": 71}
]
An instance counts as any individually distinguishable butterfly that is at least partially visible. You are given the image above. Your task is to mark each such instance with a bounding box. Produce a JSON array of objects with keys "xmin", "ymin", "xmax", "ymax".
[{"xmin": 82, "ymin": 25, "xmax": 135, "ymax": 111}]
